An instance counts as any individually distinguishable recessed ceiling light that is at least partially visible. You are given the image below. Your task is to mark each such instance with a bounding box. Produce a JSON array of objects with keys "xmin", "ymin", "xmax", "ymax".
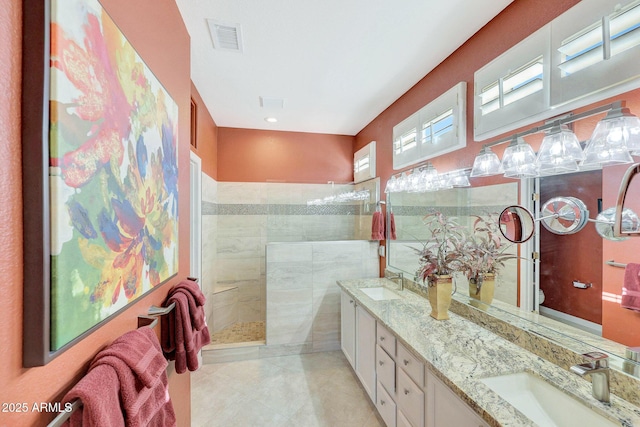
[{"xmin": 265, "ymin": 117, "xmax": 278, "ymax": 123}]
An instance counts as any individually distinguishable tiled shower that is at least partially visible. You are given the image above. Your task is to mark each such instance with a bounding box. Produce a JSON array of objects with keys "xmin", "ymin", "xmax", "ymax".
[{"xmin": 201, "ymin": 174, "xmax": 379, "ymax": 349}]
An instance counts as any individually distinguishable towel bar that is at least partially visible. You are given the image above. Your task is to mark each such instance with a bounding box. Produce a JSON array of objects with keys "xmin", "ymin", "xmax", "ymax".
[
  {"xmin": 148, "ymin": 301, "xmax": 176, "ymax": 316},
  {"xmin": 48, "ymin": 299, "xmax": 179, "ymax": 426},
  {"xmin": 138, "ymin": 301, "xmax": 176, "ymax": 328},
  {"xmin": 137, "ymin": 315, "xmax": 159, "ymax": 329},
  {"xmin": 46, "ymin": 399, "xmax": 82, "ymax": 427},
  {"xmin": 605, "ymin": 260, "xmax": 628, "ymax": 268}
]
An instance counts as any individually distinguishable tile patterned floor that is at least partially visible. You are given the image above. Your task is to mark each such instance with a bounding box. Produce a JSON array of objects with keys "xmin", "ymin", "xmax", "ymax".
[
  {"xmin": 191, "ymin": 351, "xmax": 384, "ymax": 427},
  {"xmin": 210, "ymin": 321, "xmax": 266, "ymax": 345}
]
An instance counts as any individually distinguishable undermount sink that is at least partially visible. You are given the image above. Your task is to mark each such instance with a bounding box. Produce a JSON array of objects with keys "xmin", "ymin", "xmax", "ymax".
[
  {"xmin": 359, "ymin": 287, "xmax": 401, "ymax": 301},
  {"xmin": 479, "ymin": 372, "xmax": 617, "ymax": 427}
]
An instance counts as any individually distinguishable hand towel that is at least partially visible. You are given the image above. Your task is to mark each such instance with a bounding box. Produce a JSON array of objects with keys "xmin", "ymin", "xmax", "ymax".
[
  {"xmin": 62, "ymin": 327, "xmax": 176, "ymax": 427},
  {"xmin": 390, "ymin": 212, "xmax": 397, "ymax": 240},
  {"xmin": 371, "ymin": 211, "xmax": 385, "ymax": 240},
  {"xmin": 162, "ymin": 280, "xmax": 211, "ymax": 373},
  {"xmin": 622, "ymin": 263, "xmax": 640, "ymax": 312}
]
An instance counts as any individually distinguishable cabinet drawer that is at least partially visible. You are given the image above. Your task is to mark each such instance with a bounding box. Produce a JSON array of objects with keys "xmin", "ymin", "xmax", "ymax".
[
  {"xmin": 396, "ymin": 368, "xmax": 425, "ymax": 427},
  {"xmin": 397, "ymin": 343, "xmax": 424, "ymax": 387},
  {"xmin": 377, "ymin": 322, "xmax": 396, "ymax": 357},
  {"xmin": 376, "ymin": 345, "xmax": 395, "ymax": 394},
  {"xmin": 376, "ymin": 381, "xmax": 397, "ymax": 427}
]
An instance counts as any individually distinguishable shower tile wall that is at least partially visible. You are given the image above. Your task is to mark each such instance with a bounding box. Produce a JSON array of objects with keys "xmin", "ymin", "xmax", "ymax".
[
  {"xmin": 201, "ymin": 178, "xmax": 376, "ymax": 337},
  {"xmin": 266, "ymin": 241, "xmax": 379, "ymax": 353},
  {"xmin": 202, "ymin": 173, "xmax": 218, "ymax": 324}
]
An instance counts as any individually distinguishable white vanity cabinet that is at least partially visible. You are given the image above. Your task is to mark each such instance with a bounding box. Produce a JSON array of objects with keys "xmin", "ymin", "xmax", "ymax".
[
  {"xmin": 426, "ymin": 371, "xmax": 489, "ymax": 427},
  {"xmin": 340, "ymin": 291, "xmax": 489, "ymax": 427},
  {"xmin": 375, "ymin": 321, "xmax": 426, "ymax": 427},
  {"xmin": 340, "ymin": 290, "xmax": 377, "ymax": 402},
  {"xmin": 356, "ymin": 304, "xmax": 377, "ymax": 402},
  {"xmin": 340, "ymin": 291, "xmax": 356, "ymax": 367}
]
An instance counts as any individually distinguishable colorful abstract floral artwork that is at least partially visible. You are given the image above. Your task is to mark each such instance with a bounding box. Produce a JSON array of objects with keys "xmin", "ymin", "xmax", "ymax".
[{"xmin": 49, "ymin": 0, "xmax": 179, "ymax": 350}]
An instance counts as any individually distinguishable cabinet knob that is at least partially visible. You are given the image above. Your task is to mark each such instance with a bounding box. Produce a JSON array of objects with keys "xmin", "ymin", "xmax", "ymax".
[
  {"xmin": 349, "ymin": 300, "xmax": 354, "ymax": 304},
  {"xmin": 403, "ymin": 359, "xmax": 410, "ymax": 366},
  {"xmin": 379, "ymin": 360, "xmax": 384, "ymax": 366},
  {"xmin": 404, "ymin": 388, "xmax": 410, "ymax": 395},
  {"xmin": 380, "ymin": 400, "xmax": 385, "ymax": 406},
  {"xmin": 380, "ymin": 336, "xmax": 385, "ymax": 341}
]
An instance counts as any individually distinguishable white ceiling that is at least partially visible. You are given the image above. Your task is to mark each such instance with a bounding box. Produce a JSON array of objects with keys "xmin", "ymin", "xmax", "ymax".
[{"xmin": 176, "ymin": 0, "xmax": 514, "ymax": 136}]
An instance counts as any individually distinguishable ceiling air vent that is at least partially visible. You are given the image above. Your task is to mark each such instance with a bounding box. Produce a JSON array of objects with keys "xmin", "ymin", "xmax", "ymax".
[{"xmin": 207, "ymin": 19, "xmax": 243, "ymax": 53}]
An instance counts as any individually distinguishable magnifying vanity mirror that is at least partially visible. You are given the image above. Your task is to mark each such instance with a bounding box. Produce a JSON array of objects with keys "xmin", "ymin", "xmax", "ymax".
[
  {"xmin": 616, "ymin": 163, "xmax": 640, "ymax": 237},
  {"xmin": 499, "ymin": 206, "xmax": 535, "ymax": 243},
  {"xmin": 498, "ymin": 195, "xmax": 639, "ymax": 242},
  {"xmin": 539, "ymin": 196, "xmax": 589, "ymax": 235}
]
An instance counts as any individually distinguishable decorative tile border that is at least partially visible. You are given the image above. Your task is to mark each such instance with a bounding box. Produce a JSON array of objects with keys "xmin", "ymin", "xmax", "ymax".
[
  {"xmin": 202, "ymin": 202, "xmax": 361, "ymax": 216},
  {"xmin": 390, "ymin": 205, "xmax": 509, "ymax": 216}
]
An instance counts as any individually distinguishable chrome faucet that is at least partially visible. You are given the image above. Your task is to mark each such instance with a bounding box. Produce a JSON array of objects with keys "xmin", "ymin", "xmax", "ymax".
[
  {"xmin": 385, "ymin": 271, "xmax": 404, "ymax": 291},
  {"xmin": 570, "ymin": 352, "xmax": 611, "ymax": 404}
]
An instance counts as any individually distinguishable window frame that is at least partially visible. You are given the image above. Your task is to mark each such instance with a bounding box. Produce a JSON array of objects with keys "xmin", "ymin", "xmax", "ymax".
[{"xmin": 393, "ymin": 82, "xmax": 466, "ymax": 170}]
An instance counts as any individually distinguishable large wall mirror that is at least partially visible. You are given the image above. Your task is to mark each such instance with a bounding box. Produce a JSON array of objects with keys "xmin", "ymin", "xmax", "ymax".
[
  {"xmin": 387, "ymin": 182, "xmax": 520, "ymax": 305},
  {"xmin": 386, "ymin": 171, "xmax": 640, "ymax": 371}
]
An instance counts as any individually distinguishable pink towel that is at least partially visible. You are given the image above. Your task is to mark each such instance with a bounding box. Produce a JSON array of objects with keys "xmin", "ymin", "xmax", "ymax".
[
  {"xmin": 390, "ymin": 212, "xmax": 397, "ymax": 240},
  {"xmin": 162, "ymin": 280, "xmax": 211, "ymax": 373},
  {"xmin": 62, "ymin": 327, "xmax": 176, "ymax": 427},
  {"xmin": 622, "ymin": 263, "xmax": 640, "ymax": 312},
  {"xmin": 371, "ymin": 211, "xmax": 385, "ymax": 240}
]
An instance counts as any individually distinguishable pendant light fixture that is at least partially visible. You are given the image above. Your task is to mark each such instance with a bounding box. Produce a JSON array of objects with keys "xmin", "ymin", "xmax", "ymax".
[
  {"xmin": 582, "ymin": 106, "xmax": 638, "ymax": 167},
  {"xmin": 501, "ymin": 137, "xmax": 538, "ymax": 178},
  {"xmin": 536, "ymin": 124, "xmax": 584, "ymax": 174},
  {"xmin": 470, "ymin": 145, "xmax": 504, "ymax": 177}
]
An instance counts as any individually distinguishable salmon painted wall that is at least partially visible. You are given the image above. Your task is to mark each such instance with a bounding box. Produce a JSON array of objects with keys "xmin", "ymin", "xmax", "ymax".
[
  {"xmin": 353, "ymin": 0, "xmax": 640, "ymax": 344},
  {"xmin": 1, "ymin": 1, "xmax": 193, "ymax": 426},
  {"xmin": 354, "ymin": 0, "xmax": 581, "ymax": 276},
  {"xmin": 191, "ymin": 82, "xmax": 218, "ymax": 180},
  {"xmin": 217, "ymin": 127, "xmax": 354, "ymax": 183}
]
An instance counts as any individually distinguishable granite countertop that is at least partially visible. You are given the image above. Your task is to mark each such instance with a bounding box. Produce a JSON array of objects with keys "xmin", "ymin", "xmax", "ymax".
[{"xmin": 337, "ymin": 278, "xmax": 640, "ymax": 427}]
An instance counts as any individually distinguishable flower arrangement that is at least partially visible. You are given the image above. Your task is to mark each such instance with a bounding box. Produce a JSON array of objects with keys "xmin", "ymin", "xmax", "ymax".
[
  {"xmin": 414, "ymin": 212, "xmax": 468, "ymax": 286},
  {"xmin": 459, "ymin": 214, "xmax": 519, "ymax": 294}
]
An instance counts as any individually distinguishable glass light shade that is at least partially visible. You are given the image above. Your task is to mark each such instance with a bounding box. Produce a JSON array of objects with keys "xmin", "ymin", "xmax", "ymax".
[
  {"xmin": 582, "ymin": 109, "xmax": 635, "ymax": 167},
  {"xmin": 406, "ymin": 168, "xmax": 423, "ymax": 192},
  {"xmin": 436, "ymin": 175, "xmax": 452, "ymax": 190},
  {"xmin": 396, "ymin": 172, "xmax": 409, "ymax": 192},
  {"xmin": 470, "ymin": 146, "xmax": 504, "ymax": 177},
  {"xmin": 501, "ymin": 137, "xmax": 538, "ymax": 178},
  {"xmin": 447, "ymin": 170, "xmax": 471, "ymax": 187},
  {"xmin": 603, "ymin": 109, "xmax": 640, "ymax": 155},
  {"xmin": 421, "ymin": 163, "xmax": 439, "ymax": 192},
  {"xmin": 536, "ymin": 125, "xmax": 584, "ymax": 174},
  {"xmin": 384, "ymin": 175, "xmax": 398, "ymax": 193}
]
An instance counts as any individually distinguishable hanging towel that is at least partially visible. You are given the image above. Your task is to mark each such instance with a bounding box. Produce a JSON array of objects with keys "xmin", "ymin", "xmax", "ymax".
[
  {"xmin": 371, "ymin": 211, "xmax": 385, "ymax": 240},
  {"xmin": 162, "ymin": 279, "xmax": 211, "ymax": 373},
  {"xmin": 61, "ymin": 327, "xmax": 176, "ymax": 427},
  {"xmin": 622, "ymin": 263, "xmax": 640, "ymax": 312},
  {"xmin": 390, "ymin": 212, "xmax": 397, "ymax": 240}
]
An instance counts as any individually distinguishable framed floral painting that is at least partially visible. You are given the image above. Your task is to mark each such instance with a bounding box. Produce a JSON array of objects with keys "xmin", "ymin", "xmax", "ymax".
[{"xmin": 22, "ymin": 0, "xmax": 178, "ymax": 366}]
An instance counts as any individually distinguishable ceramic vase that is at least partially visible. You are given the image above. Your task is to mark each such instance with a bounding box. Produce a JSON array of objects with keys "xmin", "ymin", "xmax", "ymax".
[
  {"xmin": 427, "ymin": 275, "xmax": 453, "ymax": 320},
  {"xmin": 468, "ymin": 273, "xmax": 495, "ymax": 305}
]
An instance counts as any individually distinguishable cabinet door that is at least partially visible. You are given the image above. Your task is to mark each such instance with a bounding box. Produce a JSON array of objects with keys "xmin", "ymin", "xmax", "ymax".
[
  {"xmin": 340, "ymin": 291, "xmax": 356, "ymax": 369},
  {"xmin": 427, "ymin": 371, "xmax": 489, "ymax": 427},
  {"xmin": 356, "ymin": 304, "xmax": 377, "ymax": 402}
]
